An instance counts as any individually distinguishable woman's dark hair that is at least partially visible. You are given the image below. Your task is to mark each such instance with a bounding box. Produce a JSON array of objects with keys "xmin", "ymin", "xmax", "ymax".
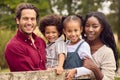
[
  {"xmin": 82, "ymin": 12, "xmax": 119, "ymax": 71},
  {"xmin": 15, "ymin": 3, "xmax": 39, "ymax": 23},
  {"xmin": 39, "ymin": 14, "xmax": 62, "ymax": 37}
]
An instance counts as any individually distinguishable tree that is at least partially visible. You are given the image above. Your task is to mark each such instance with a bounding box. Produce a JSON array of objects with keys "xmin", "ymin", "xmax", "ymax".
[
  {"xmin": 49, "ymin": 0, "xmax": 120, "ymax": 40},
  {"xmin": 48, "ymin": 0, "xmax": 104, "ymax": 16},
  {"xmin": 108, "ymin": 0, "xmax": 120, "ymax": 40},
  {"xmin": 0, "ymin": 0, "xmax": 51, "ymax": 30}
]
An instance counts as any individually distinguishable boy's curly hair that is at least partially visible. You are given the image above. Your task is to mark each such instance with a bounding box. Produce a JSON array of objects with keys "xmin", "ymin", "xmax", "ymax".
[{"xmin": 39, "ymin": 14, "xmax": 62, "ymax": 37}]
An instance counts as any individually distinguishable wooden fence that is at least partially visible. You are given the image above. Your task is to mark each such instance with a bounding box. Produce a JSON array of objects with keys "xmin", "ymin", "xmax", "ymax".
[{"xmin": 0, "ymin": 70, "xmax": 93, "ymax": 80}]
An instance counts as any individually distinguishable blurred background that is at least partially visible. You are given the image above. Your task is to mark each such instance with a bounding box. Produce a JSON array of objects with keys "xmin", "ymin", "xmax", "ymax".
[{"xmin": 0, "ymin": 0, "xmax": 120, "ymax": 72}]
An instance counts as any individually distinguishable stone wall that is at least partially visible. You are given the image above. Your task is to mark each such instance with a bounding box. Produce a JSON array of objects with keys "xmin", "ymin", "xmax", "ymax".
[{"xmin": 0, "ymin": 70, "xmax": 92, "ymax": 80}]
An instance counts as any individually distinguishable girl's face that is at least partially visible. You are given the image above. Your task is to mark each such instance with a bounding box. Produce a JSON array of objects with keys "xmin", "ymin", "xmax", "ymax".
[
  {"xmin": 45, "ymin": 26, "xmax": 59, "ymax": 43},
  {"xmin": 63, "ymin": 20, "xmax": 82, "ymax": 45},
  {"xmin": 85, "ymin": 16, "xmax": 103, "ymax": 41}
]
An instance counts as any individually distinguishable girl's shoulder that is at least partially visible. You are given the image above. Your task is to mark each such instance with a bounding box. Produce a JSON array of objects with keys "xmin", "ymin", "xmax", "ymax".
[{"xmin": 66, "ymin": 39, "xmax": 86, "ymax": 47}]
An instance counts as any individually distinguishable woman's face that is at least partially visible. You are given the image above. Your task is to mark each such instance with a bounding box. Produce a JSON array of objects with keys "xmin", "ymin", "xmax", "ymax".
[{"xmin": 85, "ymin": 16, "xmax": 103, "ymax": 41}]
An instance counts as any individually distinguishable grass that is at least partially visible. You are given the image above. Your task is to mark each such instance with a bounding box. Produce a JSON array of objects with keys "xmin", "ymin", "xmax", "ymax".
[
  {"xmin": 0, "ymin": 68, "xmax": 10, "ymax": 72},
  {"xmin": 0, "ymin": 28, "xmax": 46, "ymax": 70},
  {"xmin": 0, "ymin": 29, "xmax": 15, "ymax": 69},
  {"xmin": 115, "ymin": 77, "xmax": 120, "ymax": 80},
  {"xmin": 0, "ymin": 29, "xmax": 120, "ymax": 80}
]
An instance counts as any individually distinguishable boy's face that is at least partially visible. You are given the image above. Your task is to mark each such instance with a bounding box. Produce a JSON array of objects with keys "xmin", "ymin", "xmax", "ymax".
[
  {"xmin": 16, "ymin": 9, "xmax": 37, "ymax": 35},
  {"xmin": 45, "ymin": 26, "xmax": 59, "ymax": 43}
]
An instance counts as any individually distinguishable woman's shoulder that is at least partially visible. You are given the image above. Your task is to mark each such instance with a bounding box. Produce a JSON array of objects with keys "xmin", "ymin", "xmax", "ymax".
[
  {"xmin": 101, "ymin": 45, "xmax": 113, "ymax": 52},
  {"xmin": 95, "ymin": 45, "xmax": 114, "ymax": 57}
]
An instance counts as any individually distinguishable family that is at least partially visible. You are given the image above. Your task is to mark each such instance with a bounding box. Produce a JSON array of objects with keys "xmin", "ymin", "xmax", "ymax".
[{"xmin": 4, "ymin": 3, "xmax": 118, "ymax": 80}]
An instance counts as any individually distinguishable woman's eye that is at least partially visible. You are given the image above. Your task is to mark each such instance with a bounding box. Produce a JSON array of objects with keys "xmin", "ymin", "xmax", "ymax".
[{"xmin": 93, "ymin": 25, "xmax": 98, "ymax": 28}]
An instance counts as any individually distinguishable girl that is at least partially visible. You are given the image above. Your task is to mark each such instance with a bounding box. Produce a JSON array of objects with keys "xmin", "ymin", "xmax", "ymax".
[
  {"xmin": 62, "ymin": 15, "xmax": 93, "ymax": 79},
  {"xmin": 39, "ymin": 14, "xmax": 67, "ymax": 75}
]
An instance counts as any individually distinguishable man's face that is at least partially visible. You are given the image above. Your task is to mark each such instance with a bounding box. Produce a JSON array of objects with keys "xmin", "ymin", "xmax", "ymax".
[{"xmin": 16, "ymin": 9, "xmax": 37, "ymax": 35}]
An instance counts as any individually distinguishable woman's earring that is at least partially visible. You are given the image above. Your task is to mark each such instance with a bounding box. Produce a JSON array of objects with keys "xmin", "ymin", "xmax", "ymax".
[
  {"xmin": 84, "ymin": 34, "xmax": 86, "ymax": 37},
  {"xmin": 80, "ymin": 35, "xmax": 82, "ymax": 39}
]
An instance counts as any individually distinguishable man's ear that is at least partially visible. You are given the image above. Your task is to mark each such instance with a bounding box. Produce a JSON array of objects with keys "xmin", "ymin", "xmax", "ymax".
[{"xmin": 16, "ymin": 18, "xmax": 19, "ymax": 25}]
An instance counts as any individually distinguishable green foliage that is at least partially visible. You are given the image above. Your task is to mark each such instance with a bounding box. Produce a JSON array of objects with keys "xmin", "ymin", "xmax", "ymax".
[
  {"xmin": 26, "ymin": 0, "xmax": 51, "ymax": 17},
  {"xmin": 0, "ymin": 0, "xmax": 51, "ymax": 30},
  {"xmin": 0, "ymin": 29, "xmax": 15, "ymax": 69},
  {"xmin": 79, "ymin": 0, "xmax": 103, "ymax": 17},
  {"xmin": 0, "ymin": 0, "xmax": 23, "ymax": 30},
  {"xmin": 117, "ymin": 46, "xmax": 120, "ymax": 60},
  {"xmin": 108, "ymin": 0, "xmax": 120, "ymax": 40},
  {"xmin": 48, "ymin": 0, "xmax": 103, "ymax": 16},
  {"xmin": 115, "ymin": 77, "xmax": 120, "ymax": 80},
  {"xmin": 0, "ymin": 68, "xmax": 10, "ymax": 72},
  {"xmin": 0, "ymin": 14, "xmax": 16, "ymax": 30},
  {"xmin": 0, "ymin": 0, "xmax": 120, "ymax": 38}
]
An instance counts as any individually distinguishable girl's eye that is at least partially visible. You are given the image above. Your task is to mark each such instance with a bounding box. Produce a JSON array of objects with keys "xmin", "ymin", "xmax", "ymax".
[
  {"xmin": 75, "ymin": 29, "xmax": 78, "ymax": 32},
  {"xmin": 52, "ymin": 32, "xmax": 56, "ymax": 33}
]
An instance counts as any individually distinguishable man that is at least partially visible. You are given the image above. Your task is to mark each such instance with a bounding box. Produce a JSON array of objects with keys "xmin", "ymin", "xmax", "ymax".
[{"xmin": 5, "ymin": 3, "xmax": 46, "ymax": 71}]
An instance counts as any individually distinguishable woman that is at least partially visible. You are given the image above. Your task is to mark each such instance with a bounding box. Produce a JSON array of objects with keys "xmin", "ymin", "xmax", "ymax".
[{"xmin": 82, "ymin": 12, "xmax": 118, "ymax": 80}]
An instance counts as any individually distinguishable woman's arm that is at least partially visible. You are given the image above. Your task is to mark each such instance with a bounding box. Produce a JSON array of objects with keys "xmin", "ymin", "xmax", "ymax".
[
  {"xmin": 84, "ymin": 46, "xmax": 116, "ymax": 80},
  {"xmin": 83, "ymin": 57, "xmax": 103, "ymax": 80}
]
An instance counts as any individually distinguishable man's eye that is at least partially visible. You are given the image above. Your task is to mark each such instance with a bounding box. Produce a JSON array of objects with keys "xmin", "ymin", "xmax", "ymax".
[{"xmin": 31, "ymin": 18, "xmax": 35, "ymax": 21}]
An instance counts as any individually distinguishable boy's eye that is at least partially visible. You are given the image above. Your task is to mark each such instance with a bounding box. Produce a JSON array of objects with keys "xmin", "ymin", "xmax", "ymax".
[
  {"xmin": 75, "ymin": 29, "xmax": 78, "ymax": 32},
  {"xmin": 45, "ymin": 32, "xmax": 49, "ymax": 34},
  {"xmin": 85, "ymin": 24, "xmax": 89, "ymax": 27},
  {"xmin": 67, "ymin": 30, "xmax": 71, "ymax": 32}
]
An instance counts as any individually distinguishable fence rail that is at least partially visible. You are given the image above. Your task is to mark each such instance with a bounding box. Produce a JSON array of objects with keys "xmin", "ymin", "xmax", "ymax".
[{"xmin": 0, "ymin": 70, "xmax": 92, "ymax": 80}]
